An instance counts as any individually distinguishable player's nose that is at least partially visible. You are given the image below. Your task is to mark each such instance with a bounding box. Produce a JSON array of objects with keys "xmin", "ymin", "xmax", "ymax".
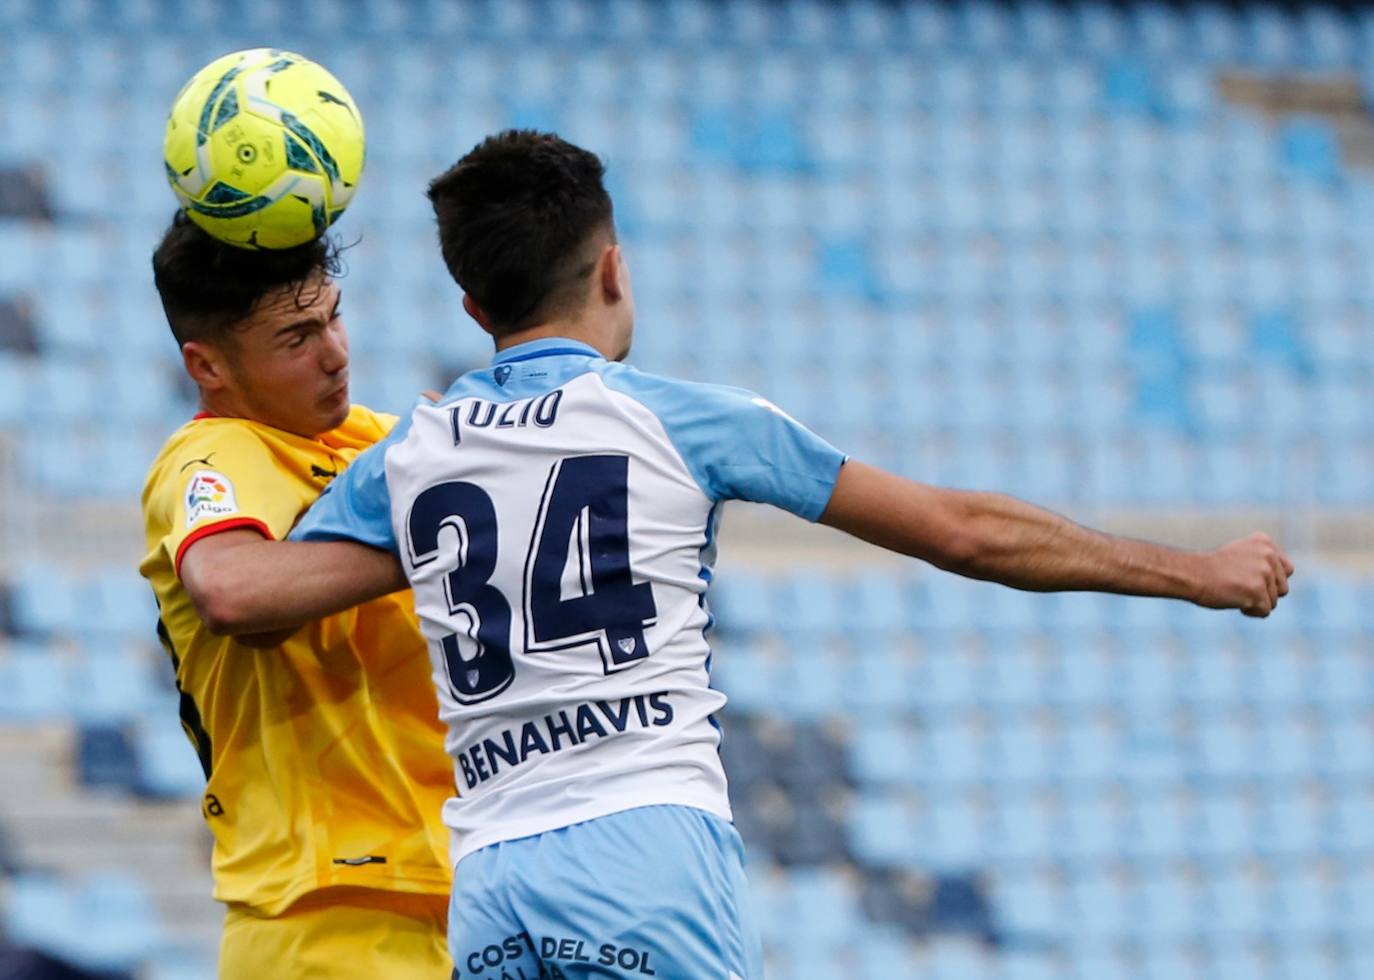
[{"xmin": 319, "ymin": 324, "xmax": 349, "ymax": 374}]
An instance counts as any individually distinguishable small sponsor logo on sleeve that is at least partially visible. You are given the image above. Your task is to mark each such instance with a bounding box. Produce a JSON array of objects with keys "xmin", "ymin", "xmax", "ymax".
[{"xmin": 185, "ymin": 470, "xmax": 239, "ymax": 527}]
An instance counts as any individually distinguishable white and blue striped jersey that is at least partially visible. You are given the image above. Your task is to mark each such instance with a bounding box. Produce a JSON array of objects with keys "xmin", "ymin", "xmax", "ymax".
[{"xmin": 291, "ymin": 337, "xmax": 846, "ymax": 862}]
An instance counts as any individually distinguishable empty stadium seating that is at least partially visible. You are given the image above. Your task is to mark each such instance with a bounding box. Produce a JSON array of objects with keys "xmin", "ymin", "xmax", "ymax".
[{"xmin": 1, "ymin": 1, "xmax": 1372, "ymax": 978}]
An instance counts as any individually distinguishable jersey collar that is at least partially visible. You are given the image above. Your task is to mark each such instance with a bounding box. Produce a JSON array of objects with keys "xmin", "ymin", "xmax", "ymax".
[{"xmin": 491, "ymin": 337, "xmax": 602, "ymax": 366}]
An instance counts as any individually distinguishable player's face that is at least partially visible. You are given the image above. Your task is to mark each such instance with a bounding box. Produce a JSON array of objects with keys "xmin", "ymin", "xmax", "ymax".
[{"xmin": 222, "ymin": 276, "xmax": 350, "ymax": 436}]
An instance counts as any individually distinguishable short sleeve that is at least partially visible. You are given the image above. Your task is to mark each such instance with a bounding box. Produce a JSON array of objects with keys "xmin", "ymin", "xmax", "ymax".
[
  {"xmin": 153, "ymin": 424, "xmax": 305, "ymax": 577},
  {"xmin": 600, "ymin": 368, "xmax": 847, "ymax": 521},
  {"xmin": 289, "ymin": 412, "xmax": 411, "ymax": 552}
]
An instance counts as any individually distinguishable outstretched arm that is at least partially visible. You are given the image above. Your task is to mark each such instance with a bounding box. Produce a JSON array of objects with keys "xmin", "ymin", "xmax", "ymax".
[
  {"xmin": 819, "ymin": 460, "xmax": 1294, "ymax": 617},
  {"xmin": 180, "ymin": 529, "xmax": 408, "ymax": 637}
]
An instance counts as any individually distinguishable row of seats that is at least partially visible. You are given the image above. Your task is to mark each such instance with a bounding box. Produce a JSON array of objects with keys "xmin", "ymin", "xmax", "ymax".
[
  {"xmin": 7, "ymin": 354, "xmax": 1373, "ymax": 434},
  {"xmin": 843, "ymin": 790, "xmax": 1371, "ymax": 863},
  {"xmin": 11, "ymin": 245, "xmax": 1374, "ymax": 335},
  {"xmin": 9, "ymin": 411, "xmax": 1374, "ymax": 506},
  {"xmin": 0, "ymin": 648, "xmax": 175, "ymax": 728},
  {"xmin": 766, "ymin": 940, "xmax": 1370, "ymax": 980},
  {"xmin": 710, "ymin": 569, "xmax": 1374, "ymax": 632},
  {"xmin": 7, "ymin": 562, "xmax": 1369, "ymax": 640},
  {"xmin": 3, "ymin": 871, "xmax": 164, "ymax": 974},
  {"xmin": 4, "ymin": 0, "xmax": 1374, "ymax": 68},
  {"xmin": 721, "ymin": 655, "xmax": 1371, "ymax": 713}
]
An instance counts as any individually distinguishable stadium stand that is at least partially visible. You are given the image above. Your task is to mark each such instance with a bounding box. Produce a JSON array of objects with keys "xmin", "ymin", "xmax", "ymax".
[{"xmin": 0, "ymin": 1, "xmax": 1371, "ymax": 977}]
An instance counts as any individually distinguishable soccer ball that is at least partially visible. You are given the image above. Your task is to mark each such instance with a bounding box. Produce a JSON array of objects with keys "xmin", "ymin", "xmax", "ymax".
[{"xmin": 163, "ymin": 49, "xmax": 365, "ymax": 250}]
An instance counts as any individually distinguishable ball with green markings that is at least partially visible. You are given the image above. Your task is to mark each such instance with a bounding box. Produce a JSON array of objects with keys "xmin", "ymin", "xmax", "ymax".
[{"xmin": 164, "ymin": 49, "xmax": 365, "ymax": 249}]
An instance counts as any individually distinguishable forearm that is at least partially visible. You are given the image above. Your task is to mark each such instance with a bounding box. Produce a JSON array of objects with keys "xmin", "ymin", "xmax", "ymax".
[
  {"xmin": 943, "ymin": 491, "xmax": 1205, "ymax": 600},
  {"xmin": 821, "ymin": 461, "xmax": 1206, "ymax": 601},
  {"xmin": 183, "ymin": 536, "xmax": 409, "ymax": 635}
]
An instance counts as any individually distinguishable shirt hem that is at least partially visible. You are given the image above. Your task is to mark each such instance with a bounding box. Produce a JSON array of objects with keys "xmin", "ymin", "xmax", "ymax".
[
  {"xmin": 214, "ymin": 868, "xmax": 452, "ymax": 918},
  {"xmin": 449, "ymin": 790, "xmax": 733, "ymax": 866}
]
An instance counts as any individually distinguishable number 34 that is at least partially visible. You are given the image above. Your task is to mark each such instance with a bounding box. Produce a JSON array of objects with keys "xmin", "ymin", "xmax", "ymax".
[{"xmin": 406, "ymin": 455, "xmax": 659, "ymax": 704}]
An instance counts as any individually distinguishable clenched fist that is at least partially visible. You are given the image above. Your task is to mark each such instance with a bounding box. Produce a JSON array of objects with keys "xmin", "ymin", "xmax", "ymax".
[{"xmin": 1193, "ymin": 533, "xmax": 1295, "ymax": 617}]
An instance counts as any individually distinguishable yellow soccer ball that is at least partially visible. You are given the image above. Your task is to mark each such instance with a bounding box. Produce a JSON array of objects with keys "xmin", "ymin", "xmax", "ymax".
[{"xmin": 163, "ymin": 48, "xmax": 365, "ymax": 249}]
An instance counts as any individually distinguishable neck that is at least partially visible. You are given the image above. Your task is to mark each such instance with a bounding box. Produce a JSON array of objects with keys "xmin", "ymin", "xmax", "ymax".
[
  {"xmin": 199, "ymin": 389, "xmax": 246, "ymax": 421},
  {"xmin": 494, "ymin": 316, "xmax": 624, "ymax": 362}
]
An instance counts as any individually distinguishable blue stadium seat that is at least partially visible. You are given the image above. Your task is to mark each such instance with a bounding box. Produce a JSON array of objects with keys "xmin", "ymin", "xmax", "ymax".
[
  {"xmin": 1070, "ymin": 870, "xmax": 1133, "ymax": 941},
  {"xmin": 714, "ymin": 645, "xmax": 778, "ymax": 715},
  {"xmin": 1048, "ymin": 650, "xmax": 1115, "ymax": 713},
  {"xmin": 711, "ymin": 572, "xmax": 778, "ymax": 636},
  {"xmin": 135, "ymin": 718, "xmax": 206, "ymax": 799},
  {"xmin": 920, "ymin": 650, "xmax": 981, "ymax": 712},
  {"xmin": 145, "ymin": 950, "xmax": 221, "ymax": 980},
  {"xmin": 846, "ymin": 650, "xmax": 920, "ymax": 715},
  {"xmin": 71, "ymin": 649, "xmax": 161, "ymax": 724},
  {"xmin": 850, "ymin": 718, "xmax": 919, "ymax": 786},
  {"xmin": 83, "ymin": 569, "xmax": 158, "ymax": 639},
  {"xmin": 1003, "ymin": 952, "xmax": 1068, "ymax": 980},
  {"xmin": 1251, "ymin": 310, "xmax": 1311, "ymax": 371},
  {"xmin": 847, "ymin": 795, "xmax": 921, "ymax": 866},
  {"xmin": 1280, "ymin": 117, "xmax": 1342, "ymax": 182},
  {"xmin": 1103, "ymin": 58, "xmax": 1155, "ymax": 114},
  {"xmin": 991, "ymin": 868, "xmax": 1063, "ymax": 935},
  {"xmin": 786, "ymin": 868, "xmax": 865, "ymax": 948},
  {"xmin": 2, "ymin": 874, "xmax": 74, "ymax": 958},
  {"xmin": 926, "ymin": 720, "xmax": 986, "ymax": 785},
  {"xmin": 64, "ymin": 871, "xmax": 163, "ymax": 971},
  {"xmin": 851, "ymin": 928, "xmax": 917, "ymax": 977},
  {"xmin": 1068, "ymin": 949, "xmax": 1134, "ymax": 980},
  {"xmin": 77, "ymin": 722, "xmax": 140, "ymax": 790},
  {"xmin": 8, "ymin": 563, "xmax": 80, "ymax": 637},
  {"xmin": 0, "ymin": 353, "xmax": 32, "ymax": 426},
  {"xmin": 0, "ymin": 640, "xmax": 69, "ymax": 718},
  {"xmin": 986, "ymin": 718, "xmax": 1051, "ymax": 783},
  {"xmin": 775, "ymin": 644, "xmax": 848, "ymax": 720},
  {"xmin": 1060, "ymin": 793, "xmax": 1126, "ymax": 865},
  {"xmin": 1137, "ymin": 869, "xmax": 1205, "ymax": 940}
]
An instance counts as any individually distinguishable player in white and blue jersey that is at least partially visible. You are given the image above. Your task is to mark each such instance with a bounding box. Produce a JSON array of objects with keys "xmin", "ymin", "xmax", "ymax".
[{"xmin": 224, "ymin": 131, "xmax": 1294, "ymax": 979}]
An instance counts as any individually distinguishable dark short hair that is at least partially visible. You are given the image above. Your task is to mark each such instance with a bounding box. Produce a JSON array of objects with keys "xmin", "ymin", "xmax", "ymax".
[
  {"xmin": 427, "ymin": 130, "xmax": 615, "ymax": 336},
  {"xmin": 151, "ymin": 210, "xmax": 343, "ymax": 347}
]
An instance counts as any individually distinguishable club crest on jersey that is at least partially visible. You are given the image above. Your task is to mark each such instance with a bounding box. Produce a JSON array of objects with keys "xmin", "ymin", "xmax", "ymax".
[
  {"xmin": 617, "ymin": 637, "xmax": 637, "ymax": 656},
  {"xmin": 494, "ymin": 364, "xmax": 512, "ymax": 387},
  {"xmin": 184, "ymin": 469, "xmax": 239, "ymax": 527}
]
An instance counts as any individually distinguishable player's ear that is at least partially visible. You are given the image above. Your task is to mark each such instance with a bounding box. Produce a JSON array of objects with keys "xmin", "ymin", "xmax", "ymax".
[
  {"xmin": 181, "ymin": 340, "xmax": 232, "ymax": 392},
  {"xmin": 599, "ymin": 244, "xmax": 626, "ymax": 303},
  {"xmin": 462, "ymin": 294, "xmax": 496, "ymax": 337}
]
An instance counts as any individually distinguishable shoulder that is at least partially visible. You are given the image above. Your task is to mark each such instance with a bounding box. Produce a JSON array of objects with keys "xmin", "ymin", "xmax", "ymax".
[
  {"xmin": 591, "ymin": 361, "xmax": 765, "ymax": 421},
  {"xmin": 591, "ymin": 365, "xmax": 810, "ymax": 456},
  {"xmin": 141, "ymin": 419, "xmax": 276, "ymax": 527},
  {"xmin": 146, "ymin": 419, "xmax": 272, "ymax": 487},
  {"xmin": 340, "ymin": 403, "xmax": 397, "ymax": 440}
]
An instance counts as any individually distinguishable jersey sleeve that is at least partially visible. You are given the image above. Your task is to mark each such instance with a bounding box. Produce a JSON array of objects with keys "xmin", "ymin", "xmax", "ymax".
[
  {"xmin": 289, "ymin": 412, "xmax": 410, "ymax": 553},
  {"xmin": 602, "ymin": 368, "xmax": 848, "ymax": 521},
  {"xmin": 153, "ymin": 424, "xmax": 307, "ymax": 577}
]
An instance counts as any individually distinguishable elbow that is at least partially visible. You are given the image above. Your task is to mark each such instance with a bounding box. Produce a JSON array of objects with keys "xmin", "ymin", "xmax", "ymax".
[
  {"xmin": 932, "ymin": 525, "xmax": 988, "ymax": 575},
  {"xmin": 922, "ymin": 491, "xmax": 992, "ymax": 574},
  {"xmin": 197, "ymin": 595, "xmax": 247, "ymax": 636},
  {"xmin": 187, "ymin": 574, "xmax": 251, "ymax": 636}
]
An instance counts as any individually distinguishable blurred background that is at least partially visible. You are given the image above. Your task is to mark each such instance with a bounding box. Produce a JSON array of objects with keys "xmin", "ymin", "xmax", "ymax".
[{"xmin": 1, "ymin": 0, "xmax": 1372, "ymax": 978}]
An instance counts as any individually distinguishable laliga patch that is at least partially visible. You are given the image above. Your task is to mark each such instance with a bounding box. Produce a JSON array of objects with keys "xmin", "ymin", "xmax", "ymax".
[{"xmin": 184, "ymin": 470, "xmax": 239, "ymax": 527}]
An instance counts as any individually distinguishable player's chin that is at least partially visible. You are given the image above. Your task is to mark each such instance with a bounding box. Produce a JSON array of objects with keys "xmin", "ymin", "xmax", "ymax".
[{"xmin": 318, "ymin": 389, "xmax": 351, "ymax": 429}]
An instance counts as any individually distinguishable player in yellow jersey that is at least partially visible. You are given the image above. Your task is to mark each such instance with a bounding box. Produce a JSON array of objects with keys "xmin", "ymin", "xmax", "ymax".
[{"xmin": 139, "ymin": 213, "xmax": 453, "ymax": 979}]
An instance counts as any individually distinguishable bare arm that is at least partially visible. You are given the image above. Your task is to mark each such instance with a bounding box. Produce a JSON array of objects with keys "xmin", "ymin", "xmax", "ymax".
[
  {"xmin": 179, "ymin": 529, "xmax": 409, "ymax": 637},
  {"xmin": 819, "ymin": 460, "xmax": 1294, "ymax": 617}
]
